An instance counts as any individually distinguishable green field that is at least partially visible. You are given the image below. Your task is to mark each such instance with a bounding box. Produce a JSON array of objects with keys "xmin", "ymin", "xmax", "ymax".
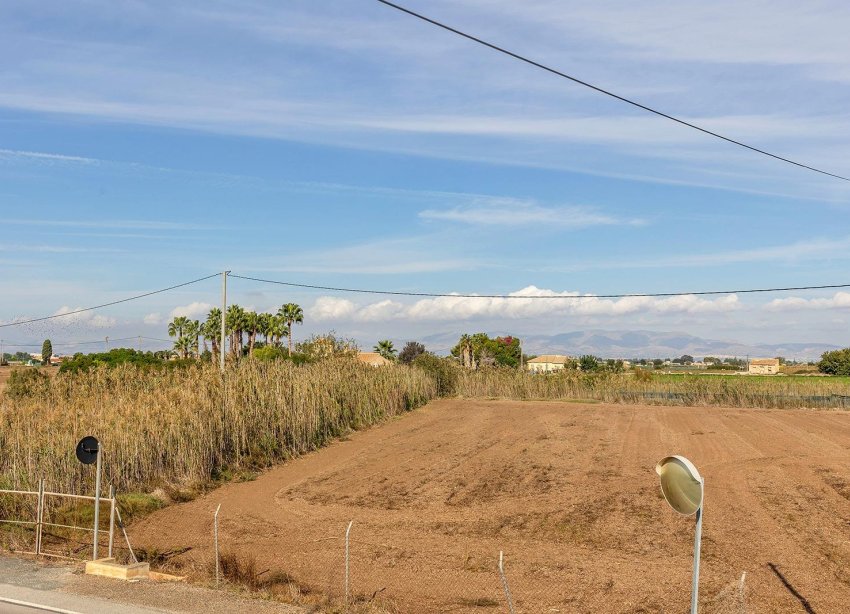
[{"xmin": 652, "ymin": 372, "xmax": 850, "ymax": 385}]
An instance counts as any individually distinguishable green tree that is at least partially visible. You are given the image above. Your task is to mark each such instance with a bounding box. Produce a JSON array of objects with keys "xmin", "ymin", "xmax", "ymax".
[
  {"xmin": 818, "ymin": 348, "xmax": 850, "ymax": 376},
  {"xmin": 277, "ymin": 303, "xmax": 304, "ymax": 356},
  {"xmin": 41, "ymin": 339, "xmax": 52, "ymax": 365},
  {"xmin": 398, "ymin": 341, "xmax": 426, "ymax": 365},
  {"xmin": 579, "ymin": 355, "xmax": 601, "ymax": 372},
  {"xmin": 450, "ymin": 333, "xmax": 520, "ymax": 368},
  {"xmin": 374, "ymin": 340, "xmax": 397, "ymax": 361}
]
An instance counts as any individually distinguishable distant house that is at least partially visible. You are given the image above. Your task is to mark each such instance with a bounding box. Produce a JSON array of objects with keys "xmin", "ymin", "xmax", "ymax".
[
  {"xmin": 749, "ymin": 358, "xmax": 780, "ymax": 375},
  {"xmin": 526, "ymin": 355, "xmax": 569, "ymax": 373},
  {"xmin": 357, "ymin": 352, "xmax": 391, "ymax": 367}
]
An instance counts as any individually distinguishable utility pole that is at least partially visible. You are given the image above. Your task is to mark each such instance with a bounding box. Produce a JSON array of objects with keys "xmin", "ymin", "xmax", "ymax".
[
  {"xmin": 220, "ymin": 271, "xmax": 228, "ymax": 373},
  {"xmin": 105, "ymin": 336, "xmax": 109, "ymax": 352},
  {"xmin": 138, "ymin": 336, "xmax": 142, "ymax": 352}
]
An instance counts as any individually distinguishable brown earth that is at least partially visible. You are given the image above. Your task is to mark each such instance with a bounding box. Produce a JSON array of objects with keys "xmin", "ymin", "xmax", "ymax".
[{"xmin": 131, "ymin": 400, "xmax": 850, "ymax": 613}]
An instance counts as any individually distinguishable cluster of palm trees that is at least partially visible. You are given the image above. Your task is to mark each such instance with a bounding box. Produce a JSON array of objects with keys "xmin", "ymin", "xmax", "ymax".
[{"xmin": 168, "ymin": 303, "xmax": 304, "ymax": 360}]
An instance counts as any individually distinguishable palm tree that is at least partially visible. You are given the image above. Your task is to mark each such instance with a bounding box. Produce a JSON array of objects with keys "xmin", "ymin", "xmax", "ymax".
[
  {"xmin": 184, "ymin": 319, "xmax": 201, "ymax": 358},
  {"xmin": 374, "ymin": 340, "xmax": 397, "ymax": 361},
  {"xmin": 267, "ymin": 315, "xmax": 288, "ymax": 348},
  {"xmin": 167, "ymin": 316, "xmax": 190, "ymax": 340},
  {"xmin": 244, "ymin": 311, "xmax": 260, "ymax": 356},
  {"xmin": 277, "ymin": 303, "xmax": 304, "ymax": 356},
  {"xmin": 174, "ymin": 334, "xmax": 192, "ymax": 359},
  {"xmin": 257, "ymin": 312, "xmax": 272, "ymax": 345},
  {"xmin": 203, "ymin": 308, "xmax": 222, "ymax": 362},
  {"xmin": 226, "ymin": 305, "xmax": 246, "ymax": 359}
]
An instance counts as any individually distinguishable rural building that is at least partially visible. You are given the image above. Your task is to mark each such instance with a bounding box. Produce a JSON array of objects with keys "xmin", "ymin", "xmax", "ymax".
[
  {"xmin": 357, "ymin": 352, "xmax": 391, "ymax": 367},
  {"xmin": 748, "ymin": 358, "xmax": 780, "ymax": 375},
  {"xmin": 526, "ymin": 355, "xmax": 569, "ymax": 373}
]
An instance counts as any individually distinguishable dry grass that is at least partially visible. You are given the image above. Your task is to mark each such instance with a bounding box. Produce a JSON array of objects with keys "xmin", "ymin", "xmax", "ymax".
[
  {"xmin": 0, "ymin": 360, "xmax": 435, "ymax": 496},
  {"xmin": 456, "ymin": 367, "xmax": 850, "ymax": 408}
]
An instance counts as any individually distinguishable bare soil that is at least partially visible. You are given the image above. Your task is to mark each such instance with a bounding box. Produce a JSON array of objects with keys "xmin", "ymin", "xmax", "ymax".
[{"xmin": 131, "ymin": 400, "xmax": 850, "ymax": 612}]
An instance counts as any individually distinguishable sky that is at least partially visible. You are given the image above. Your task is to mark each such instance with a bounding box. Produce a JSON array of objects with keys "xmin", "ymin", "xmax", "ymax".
[{"xmin": 2, "ymin": 0, "xmax": 850, "ymax": 355}]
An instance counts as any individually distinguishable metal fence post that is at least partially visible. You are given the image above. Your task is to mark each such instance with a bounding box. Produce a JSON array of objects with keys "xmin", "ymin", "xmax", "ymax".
[
  {"xmin": 499, "ymin": 551, "xmax": 516, "ymax": 614},
  {"xmin": 108, "ymin": 486, "xmax": 116, "ymax": 559},
  {"xmin": 92, "ymin": 444, "xmax": 102, "ymax": 560},
  {"xmin": 214, "ymin": 504, "xmax": 222, "ymax": 586},
  {"xmin": 345, "ymin": 520, "xmax": 354, "ymax": 608},
  {"xmin": 35, "ymin": 479, "xmax": 44, "ymax": 555}
]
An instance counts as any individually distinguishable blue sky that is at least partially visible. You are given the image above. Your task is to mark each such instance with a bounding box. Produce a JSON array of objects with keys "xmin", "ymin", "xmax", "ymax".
[{"xmin": 2, "ymin": 0, "xmax": 850, "ymax": 353}]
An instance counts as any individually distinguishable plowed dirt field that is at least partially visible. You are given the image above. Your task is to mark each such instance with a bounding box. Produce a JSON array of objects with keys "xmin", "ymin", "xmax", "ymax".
[{"xmin": 131, "ymin": 400, "xmax": 850, "ymax": 612}]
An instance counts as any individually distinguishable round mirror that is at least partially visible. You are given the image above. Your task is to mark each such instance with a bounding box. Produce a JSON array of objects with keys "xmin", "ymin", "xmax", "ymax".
[{"xmin": 656, "ymin": 455, "xmax": 703, "ymax": 516}]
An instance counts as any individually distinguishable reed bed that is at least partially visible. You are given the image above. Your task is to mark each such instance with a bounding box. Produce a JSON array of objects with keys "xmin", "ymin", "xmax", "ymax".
[
  {"xmin": 0, "ymin": 360, "xmax": 435, "ymax": 496},
  {"xmin": 457, "ymin": 368, "xmax": 850, "ymax": 409}
]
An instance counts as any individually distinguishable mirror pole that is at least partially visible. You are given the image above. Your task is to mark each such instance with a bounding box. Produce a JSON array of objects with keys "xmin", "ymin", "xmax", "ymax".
[{"xmin": 690, "ymin": 495, "xmax": 703, "ymax": 613}]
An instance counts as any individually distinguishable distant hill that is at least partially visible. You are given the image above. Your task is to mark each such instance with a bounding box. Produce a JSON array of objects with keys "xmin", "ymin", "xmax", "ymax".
[{"xmin": 420, "ymin": 330, "xmax": 841, "ymax": 361}]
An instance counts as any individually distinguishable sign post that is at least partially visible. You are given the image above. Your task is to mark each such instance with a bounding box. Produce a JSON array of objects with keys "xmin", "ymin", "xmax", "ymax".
[{"xmin": 76, "ymin": 436, "xmax": 101, "ymax": 560}]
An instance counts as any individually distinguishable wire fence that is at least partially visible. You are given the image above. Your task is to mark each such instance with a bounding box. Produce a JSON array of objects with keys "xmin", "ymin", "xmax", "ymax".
[{"xmin": 206, "ymin": 513, "xmax": 748, "ymax": 613}]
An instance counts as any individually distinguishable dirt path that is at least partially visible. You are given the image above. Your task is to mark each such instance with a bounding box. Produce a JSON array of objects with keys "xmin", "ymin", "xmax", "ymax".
[{"xmin": 131, "ymin": 400, "xmax": 850, "ymax": 612}]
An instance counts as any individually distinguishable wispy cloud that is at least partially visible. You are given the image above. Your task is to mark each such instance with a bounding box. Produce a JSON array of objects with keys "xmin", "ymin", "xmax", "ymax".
[
  {"xmin": 243, "ymin": 235, "xmax": 484, "ymax": 275},
  {"xmin": 541, "ymin": 235, "xmax": 850, "ymax": 271},
  {"xmin": 0, "ymin": 148, "xmax": 99, "ymax": 164},
  {"xmin": 3, "ymin": 219, "xmax": 216, "ymax": 231},
  {"xmin": 420, "ymin": 198, "xmax": 643, "ymax": 228}
]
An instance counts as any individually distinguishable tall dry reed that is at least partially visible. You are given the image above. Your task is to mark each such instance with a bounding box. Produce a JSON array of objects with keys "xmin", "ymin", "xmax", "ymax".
[
  {"xmin": 0, "ymin": 360, "xmax": 435, "ymax": 495},
  {"xmin": 457, "ymin": 368, "xmax": 850, "ymax": 409}
]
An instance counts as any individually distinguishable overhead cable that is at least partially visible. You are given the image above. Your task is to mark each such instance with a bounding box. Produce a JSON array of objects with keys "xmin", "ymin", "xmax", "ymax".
[
  {"xmin": 230, "ymin": 273, "xmax": 850, "ymax": 299},
  {"xmin": 376, "ymin": 0, "xmax": 850, "ymax": 182},
  {"xmin": 0, "ymin": 273, "xmax": 219, "ymax": 328}
]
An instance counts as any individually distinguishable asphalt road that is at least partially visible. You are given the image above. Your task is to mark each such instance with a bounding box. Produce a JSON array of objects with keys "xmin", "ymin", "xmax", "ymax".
[{"xmin": 0, "ymin": 598, "xmax": 79, "ymax": 613}]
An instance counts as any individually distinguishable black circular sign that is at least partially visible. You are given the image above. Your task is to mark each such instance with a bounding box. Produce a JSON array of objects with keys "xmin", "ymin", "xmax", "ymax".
[{"xmin": 76, "ymin": 436, "xmax": 100, "ymax": 465}]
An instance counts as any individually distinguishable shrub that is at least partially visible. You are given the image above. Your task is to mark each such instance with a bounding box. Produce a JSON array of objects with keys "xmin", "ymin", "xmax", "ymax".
[
  {"xmin": 4, "ymin": 368, "xmax": 50, "ymax": 399},
  {"xmin": 412, "ymin": 353, "xmax": 459, "ymax": 396},
  {"xmin": 59, "ymin": 348, "xmax": 166, "ymax": 373}
]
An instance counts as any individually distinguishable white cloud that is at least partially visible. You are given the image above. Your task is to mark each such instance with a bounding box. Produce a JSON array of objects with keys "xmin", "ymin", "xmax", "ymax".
[
  {"xmin": 767, "ymin": 291, "xmax": 850, "ymax": 311},
  {"xmin": 143, "ymin": 312, "xmax": 163, "ymax": 325},
  {"xmin": 169, "ymin": 302, "xmax": 212, "ymax": 319},
  {"xmin": 51, "ymin": 306, "xmax": 116, "ymax": 328},
  {"xmin": 308, "ymin": 286, "xmax": 741, "ymax": 323},
  {"xmin": 309, "ymin": 297, "xmax": 357, "ymax": 321},
  {"xmin": 419, "ymin": 199, "xmax": 643, "ymax": 228}
]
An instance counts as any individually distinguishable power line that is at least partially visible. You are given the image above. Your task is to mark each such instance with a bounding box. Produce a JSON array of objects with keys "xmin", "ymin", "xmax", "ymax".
[
  {"xmin": 229, "ymin": 273, "xmax": 850, "ymax": 299},
  {"xmin": 0, "ymin": 273, "xmax": 219, "ymax": 329},
  {"xmin": 375, "ymin": 0, "xmax": 850, "ymax": 183},
  {"xmin": 0, "ymin": 337, "xmax": 173, "ymax": 349}
]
